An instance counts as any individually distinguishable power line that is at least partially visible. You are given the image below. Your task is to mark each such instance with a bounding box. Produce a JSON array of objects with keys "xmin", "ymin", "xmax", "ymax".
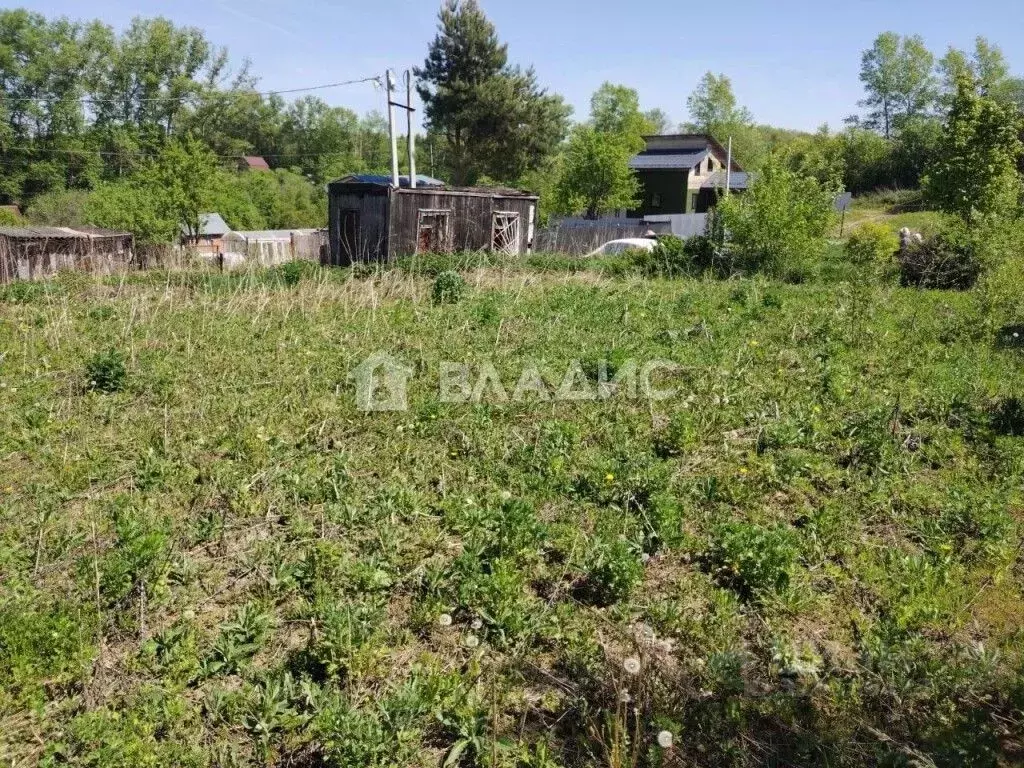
[{"xmin": 0, "ymin": 75, "xmax": 382, "ymax": 106}]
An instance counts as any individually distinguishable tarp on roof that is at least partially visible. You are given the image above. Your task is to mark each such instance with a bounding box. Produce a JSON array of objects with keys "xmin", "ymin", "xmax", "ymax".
[
  {"xmin": 629, "ymin": 150, "xmax": 709, "ymax": 171},
  {"xmin": 334, "ymin": 173, "xmax": 447, "ymax": 188},
  {"xmin": 183, "ymin": 213, "xmax": 231, "ymax": 237},
  {"xmin": 243, "ymin": 156, "xmax": 270, "ymax": 170},
  {"xmin": 701, "ymin": 170, "xmax": 751, "ymax": 190}
]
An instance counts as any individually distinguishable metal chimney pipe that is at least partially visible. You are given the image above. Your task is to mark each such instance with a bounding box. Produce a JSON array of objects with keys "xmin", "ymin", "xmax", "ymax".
[
  {"xmin": 406, "ymin": 70, "xmax": 417, "ymax": 189},
  {"xmin": 386, "ymin": 70, "xmax": 400, "ymax": 188}
]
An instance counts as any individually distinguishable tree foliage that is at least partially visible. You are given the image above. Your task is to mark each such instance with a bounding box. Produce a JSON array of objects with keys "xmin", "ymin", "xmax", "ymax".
[
  {"xmin": 414, "ymin": 0, "xmax": 570, "ymax": 185},
  {"xmin": 858, "ymin": 33, "xmax": 938, "ymax": 139},
  {"xmin": 922, "ymin": 75, "xmax": 1024, "ymax": 221},
  {"xmin": 552, "ymin": 126, "xmax": 640, "ymax": 218},
  {"xmin": 685, "ymin": 73, "xmax": 762, "ymax": 167},
  {"xmin": 717, "ymin": 157, "xmax": 838, "ymax": 279}
]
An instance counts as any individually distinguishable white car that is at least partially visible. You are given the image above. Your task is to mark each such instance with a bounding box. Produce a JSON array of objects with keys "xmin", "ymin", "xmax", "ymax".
[{"xmin": 585, "ymin": 238, "xmax": 658, "ymax": 258}]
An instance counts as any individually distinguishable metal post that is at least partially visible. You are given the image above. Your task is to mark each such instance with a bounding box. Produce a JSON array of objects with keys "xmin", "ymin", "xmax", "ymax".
[
  {"xmin": 386, "ymin": 70, "xmax": 400, "ymax": 188},
  {"xmin": 406, "ymin": 70, "xmax": 417, "ymax": 189},
  {"xmin": 725, "ymin": 137, "xmax": 733, "ymax": 196}
]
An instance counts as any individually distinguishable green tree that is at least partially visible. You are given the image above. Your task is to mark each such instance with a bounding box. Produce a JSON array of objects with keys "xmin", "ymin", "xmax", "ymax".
[
  {"xmin": 858, "ymin": 32, "xmax": 938, "ymax": 138},
  {"xmin": 414, "ymin": 0, "xmax": 570, "ymax": 184},
  {"xmin": 590, "ymin": 82, "xmax": 654, "ymax": 138},
  {"xmin": 716, "ymin": 156, "xmax": 838, "ymax": 279},
  {"xmin": 939, "ymin": 37, "xmax": 1022, "ymax": 107},
  {"xmin": 552, "ymin": 126, "xmax": 639, "ymax": 219},
  {"xmin": 922, "ymin": 74, "xmax": 1023, "ymax": 220},
  {"xmin": 685, "ymin": 72, "xmax": 762, "ymax": 167}
]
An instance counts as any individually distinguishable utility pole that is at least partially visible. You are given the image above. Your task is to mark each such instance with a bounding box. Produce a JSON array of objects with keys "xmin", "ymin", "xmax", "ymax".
[
  {"xmin": 386, "ymin": 70, "xmax": 400, "ymax": 188},
  {"xmin": 385, "ymin": 68, "xmax": 418, "ymax": 189}
]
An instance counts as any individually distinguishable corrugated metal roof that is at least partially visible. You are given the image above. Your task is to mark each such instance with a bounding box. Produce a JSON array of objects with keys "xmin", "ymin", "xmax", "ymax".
[
  {"xmin": 701, "ymin": 170, "xmax": 751, "ymax": 190},
  {"xmin": 182, "ymin": 213, "xmax": 231, "ymax": 237},
  {"xmin": 242, "ymin": 156, "xmax": 270, "ymax": 170},
  {"xmin": 628, "ymin": 150, "xmax": 709, "ymax": 170},
  {"xmin": 0, "ymin": 226, "xmax": 87, "ymax": 238},
  {"xmin": 335, "ymin": 174, "xmax": 447, "ymax": 188}
]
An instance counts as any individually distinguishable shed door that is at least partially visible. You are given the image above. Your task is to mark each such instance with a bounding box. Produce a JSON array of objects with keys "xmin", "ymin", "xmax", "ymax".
[{"xmin": 338, "ymin": 210, "xmax": 359, "ymax": 265}]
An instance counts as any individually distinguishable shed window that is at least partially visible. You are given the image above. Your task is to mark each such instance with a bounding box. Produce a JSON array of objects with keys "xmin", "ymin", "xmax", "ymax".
[
  {"xmin": 416, "ymin": 209, "xmax": 453, "ymax": 253},
  {"xmin": 492, "ymin": 211, "xmax": 521, "ymax": 254},
  {"xmin": 708, "ymin": 158, "xmax": 714, "ymax": 173},
  {"xmin": 651, "ymin": 193, "xmax": 662, "ymax": 209}
]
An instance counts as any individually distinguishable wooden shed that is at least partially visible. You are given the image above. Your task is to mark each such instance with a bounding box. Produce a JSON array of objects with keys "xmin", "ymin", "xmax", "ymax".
[
  {"xmin": 326, "ymin": 174, "xmax": 538, "ymax": 265},
  {"xmin": 0, "ymin": 226, "xmax": 134, "ymax": 284}
]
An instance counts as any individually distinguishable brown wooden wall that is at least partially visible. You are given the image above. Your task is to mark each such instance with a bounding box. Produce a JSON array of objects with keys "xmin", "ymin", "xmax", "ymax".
[{"xmin": 388, "ymin": 189, "xmax": 536, "ymax": 259}]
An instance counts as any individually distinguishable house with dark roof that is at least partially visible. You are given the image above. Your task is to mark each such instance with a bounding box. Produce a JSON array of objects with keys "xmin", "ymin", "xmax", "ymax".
[{"xmin": 628, "ymin": 135, "xmax": 748, "ymax": 217}]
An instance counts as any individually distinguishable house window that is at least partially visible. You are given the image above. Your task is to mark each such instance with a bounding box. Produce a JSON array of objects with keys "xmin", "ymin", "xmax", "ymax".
[
  {"xmin": 651, "ymin": 193, "xmax": 662, "ymax": 209},
  {"xmin": 708, "ymin": 158, "xmax": 714, "ymax": 173},
  {"xmin": 492, "ymin": 211, "xmax": 521, "ymax": 254},
  {"xmin": 693, "ymin": 163, "xmax": 701, "ymax": 176},
  {"xmin": 689, "ymin": 192, "xmax": 699, "ymax": 212},
  {"xmin": 416, "ymin": 209, "xmax": 452, "ymax": 253}
]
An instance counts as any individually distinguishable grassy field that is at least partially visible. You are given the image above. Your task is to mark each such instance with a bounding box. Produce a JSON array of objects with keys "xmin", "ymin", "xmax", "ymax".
[{"xmin": 1, "ymin": 258, "xmax": 1022, "ymax": 767}]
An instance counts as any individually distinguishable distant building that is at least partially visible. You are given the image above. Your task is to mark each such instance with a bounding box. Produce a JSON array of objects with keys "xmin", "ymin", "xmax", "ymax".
[
  {"xmin": 239, "ymin": 156, "xmax": 271, "ymax": 172},
  {"xmin": 628, "ymin": 134, "xmax": 748, "ymax": 216},
  {"xmin": 181, "ymin": 213, "xmax": 231, "ymax": 254},
  {"xmin": 326, "ymin": 174, "xmax": 538, "ymax": 264}
]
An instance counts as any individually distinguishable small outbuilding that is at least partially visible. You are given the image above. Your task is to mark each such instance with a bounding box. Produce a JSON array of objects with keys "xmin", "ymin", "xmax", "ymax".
[
  {"xmin": 326, "ymin": 174, "xmax": 538, "ymax": 265},
  {"xmin": 181, "ymin": 213, "xmax": 231, "ymax": 254},
  {"xmin": 0, "ymin": 226, "xmax": 134, "ymax": 283}
]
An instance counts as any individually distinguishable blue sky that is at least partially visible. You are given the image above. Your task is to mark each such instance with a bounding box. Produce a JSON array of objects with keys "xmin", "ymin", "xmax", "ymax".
[{"xmin": 22, "ymin": 0, "xmax": 1024, "ymax": 131}]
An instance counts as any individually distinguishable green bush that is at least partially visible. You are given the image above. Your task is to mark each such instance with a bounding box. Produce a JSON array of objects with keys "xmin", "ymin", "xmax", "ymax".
[
  {"xmin": 85, "ymin": 348, "xmax": 127, "ymax": 392},
  {"xmin": 717, "ymin": 157, "xmax": 838, "ymax": 280},
  {"xmin": 274, "ymin": 260, "xmax": 319, "ymax": 287},
  {"xmin": 845, "ymin": 222, "xmax": 899, "ymax": 267},
  {"xmin": 580, "ymin": 536, "xmax": 645, "ymax": 606},
  {"xmin": 432, "ymin": 270, "xmax": 466, "ymax": 305},
  {"xmin": 707, "ymin": 522, "xmax": 799, "ymax": 599}
]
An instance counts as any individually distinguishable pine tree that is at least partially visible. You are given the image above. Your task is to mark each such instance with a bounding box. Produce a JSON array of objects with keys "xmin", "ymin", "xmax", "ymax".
[{"xmin": 415, "ymin": 0, "xmax": 569, "ymax": 185}]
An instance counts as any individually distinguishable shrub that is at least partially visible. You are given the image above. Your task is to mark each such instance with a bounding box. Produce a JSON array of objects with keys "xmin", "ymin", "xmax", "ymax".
[
  {"xmin": 898, "ymin": 221, "xmax": 983, "ymax": 290},
  {"xmin": 432, "ymin": 270, "xmax": 466, "ymax": 305},
  {"xmin": 707, "ymin": 522, "xmax": 799, "ymax": 599},
  {"xmin": 716, "ymin": 157, "xmax": 838, "ymax": 280},
  {"xmin": 845, "ymin": 222, "xmax": 899, "ymax": 267},
  {"xmin": 85, "ymin": 349, "xmax": 127, "ymax": 393},
  {"xmin": 274, "ymin": 260, "xmax": 318, "ymax": 287},
  {"xmin": 579, "ymin": 536, "xmax": 645, "ymax": 606}
]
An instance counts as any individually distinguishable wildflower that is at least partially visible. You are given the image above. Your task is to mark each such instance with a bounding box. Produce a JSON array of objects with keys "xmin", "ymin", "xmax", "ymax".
[
  {"xmin": 500, "ymin": 490, "xmax": 512, "ymax": 500},
  {"xmin": 739, "ymin": 467, "xmax": 749, "ymax": 476},
  {"xmin": 605, "ymin": 473, "xmax": 615, "ymax": 483},
  {"xmin": 470, "ymin": 618, "xmax": 483, "ymax": 631},
  {"xmin": 464, "ymin": 634, "xmax": 480, "ymax": 649},
  {"xmin": 438, "ymin": 613, "xmax": 453, "ymax": 627},
  {"xmin": 812, "ymin": 405, "xmax": 822, "ymax": 414},
  {"xmin": 617, "ymin": 688, "xmax": 632, "ymax": 703},
  {"xmin": 622, "ymin": 657, "xmax": 641, "ymax": 675},
  {"xmin": 657, "ymin": 730, "xmax": 674, "ymax": 749},
  {"xmin": 748, "ymin": 340, "xmax": 759, "ymax": 347}
]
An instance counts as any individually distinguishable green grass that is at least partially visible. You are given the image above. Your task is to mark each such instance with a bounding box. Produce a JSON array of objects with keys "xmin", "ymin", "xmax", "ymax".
[{"xmin": 1, "ymin": 259, "xmax": 1023, "ymax": 767}]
